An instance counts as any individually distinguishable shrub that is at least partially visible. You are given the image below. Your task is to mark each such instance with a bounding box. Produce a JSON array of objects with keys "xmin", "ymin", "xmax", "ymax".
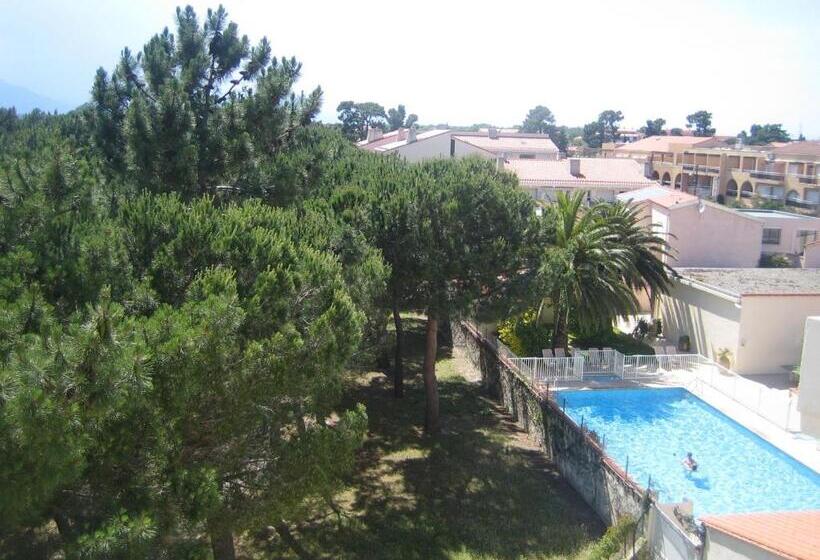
[
  {"xmin": 497, "ymin": 309, "xmax": 552, "ymax": 356},
  {"xmin": 759, "ymin": 253, "xmax": 792, "ymax": 268},
  {"xmin": 586, "ymin": 515, "xmax": 637, "ymax": 560}
]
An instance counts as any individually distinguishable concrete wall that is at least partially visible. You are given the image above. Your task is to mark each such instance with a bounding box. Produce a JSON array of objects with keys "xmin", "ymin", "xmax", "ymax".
[
  {"xmin": 797, "ymin": 317, "xmax": 820, "ymax": 438},
  {"xmin": 660, "ymin": 203, "xmax": 762, "ymax": 268},
  {"xmin": 704, "ymin": 528, "xmax": 783, "ymax": 560},
  {"xmin": 394, "ymin": 131, "xmax": 452, "ymax": 162},
  {"xmin": 748, "ymin": 212, "xmax": 820, "ymax": 255},
  {"xmin": 452, "ymin": 138, "xmax": 496, "ymax": 159},
  {"xmin": 736, "ymin": 296, "xmax": 820, "ymax": 374},
  {"xmin": 456, "ymin": 322, "xmax": 647, "ymax": 525},
  {"xmin": 658, "ymin": 281, "xmax": 741, "ymax": 363},
  {"xmin": 804, "ymin": 242, "xmax": 820, "ymax": 268}
]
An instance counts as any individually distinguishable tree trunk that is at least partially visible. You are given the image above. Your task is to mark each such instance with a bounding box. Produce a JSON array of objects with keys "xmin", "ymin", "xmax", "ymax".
[
  {"xmin": 274, "ymin": 520, "xmax": 316, "ymax": 560},
  {"xmin": 392, "ymin": 303, "xmax": 404, "ymax": 398},
  {"xmin": 209, "ymin": 525, "xmax": 236, "ymax": 560},
  {"xmin": 423, "ymin": 315, "xmax": 440, "ymax": 434},
  {"xmin": 552, "ymin": 302, "xmax": 568, "ymax": 353}
]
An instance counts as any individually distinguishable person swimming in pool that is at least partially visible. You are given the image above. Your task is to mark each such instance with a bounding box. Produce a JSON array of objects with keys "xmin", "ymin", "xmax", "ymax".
[{"xmin": 682, "ymin": 452, "xmax": 698, "ymax": 472}]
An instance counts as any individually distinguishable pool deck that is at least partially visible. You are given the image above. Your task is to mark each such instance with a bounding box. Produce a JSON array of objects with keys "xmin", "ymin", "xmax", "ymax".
[{"xmin": 549, "ymin": 375, "xmax": 820, "ymax": 474}]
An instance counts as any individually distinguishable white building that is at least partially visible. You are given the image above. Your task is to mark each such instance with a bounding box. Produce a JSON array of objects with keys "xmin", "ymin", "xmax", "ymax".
[
  {"xmin": 617, "ymin": 186, "xmax": 764, "ymax": 268},
  {"xmin": 657, "ymin": 268, "xmax": 820, "ymax": 375}
]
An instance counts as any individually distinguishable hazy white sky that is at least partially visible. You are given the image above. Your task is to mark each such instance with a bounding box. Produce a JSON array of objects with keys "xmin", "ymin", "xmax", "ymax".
[{"xmin": 3, "ymin": 0, "xmax": 818, "ymax": 136}]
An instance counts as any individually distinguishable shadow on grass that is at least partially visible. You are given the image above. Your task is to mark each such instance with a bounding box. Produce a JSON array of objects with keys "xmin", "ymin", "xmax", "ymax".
[{"xmin": 265, "ymin": 317, "xmax": 603, "ymax": 560}]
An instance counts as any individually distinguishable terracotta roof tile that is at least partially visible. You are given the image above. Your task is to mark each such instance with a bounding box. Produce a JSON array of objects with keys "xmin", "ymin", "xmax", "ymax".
[{"xmin": 701, "ymin": 511, "xmax": 820, "ymax": 560}]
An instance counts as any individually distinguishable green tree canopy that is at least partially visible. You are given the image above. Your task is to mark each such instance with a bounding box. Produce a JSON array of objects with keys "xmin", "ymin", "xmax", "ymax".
[
  {"xmin": 640, "ymin": 118, "xmax": 666, "ymax": 137},
  {"xmin": 685, "ymin": 110, "xmax": 715, "ymax": 137},
  {"xmin": 742, "ymin": 123, "xmax": 791, "ymax": 145}
]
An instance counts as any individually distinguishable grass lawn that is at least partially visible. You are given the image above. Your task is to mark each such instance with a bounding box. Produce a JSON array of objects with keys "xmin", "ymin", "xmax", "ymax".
[{"xmin": 257, "ymin": 317, "xmax": 604, "ymax": 559}]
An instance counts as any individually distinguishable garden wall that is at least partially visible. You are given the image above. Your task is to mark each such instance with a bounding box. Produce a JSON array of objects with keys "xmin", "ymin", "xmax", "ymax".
[{"xmin": 456, "ymin": 321, "xmax": 647, "ymax": 525}]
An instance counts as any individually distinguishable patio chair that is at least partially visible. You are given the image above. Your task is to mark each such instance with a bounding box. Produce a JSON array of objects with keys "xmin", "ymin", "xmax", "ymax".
[
  {"xmin": 542, "ymin": 349, "xmax": 552, "ymax": 358},
  {"xmin": 553, "ymin": 348, "xmax": 567, "ymax": 358}
]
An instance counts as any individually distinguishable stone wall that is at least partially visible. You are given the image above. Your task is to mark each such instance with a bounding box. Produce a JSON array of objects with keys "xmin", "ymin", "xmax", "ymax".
[{"xmin": 456, "ymin": 321, "xmax": 647, "ymax": 525}]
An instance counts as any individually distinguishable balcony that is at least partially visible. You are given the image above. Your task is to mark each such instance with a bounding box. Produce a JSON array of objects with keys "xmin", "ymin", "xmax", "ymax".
[{"xmin": 682, "ymin": 163, "xmax": 720, "ymax": 174}]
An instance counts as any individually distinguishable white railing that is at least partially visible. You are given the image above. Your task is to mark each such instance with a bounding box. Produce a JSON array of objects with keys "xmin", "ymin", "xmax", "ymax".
[
  {"xmin": 576, "ymin": 349, "xmax": 625, "ymax": 376},
  {"xmin": 685, "ymin": 360, "xmax": 799, "ymax": 432},
  {"xmin": 484, "ymin": 332, "xmax": 798, "ymax": 432},
  {"xmin": 508, "ymin": 356, "xmax": 585, "ymax": 383},
  {"xmin": 623, "ymin": 354, "xmax": 705, "ymax": 379}
]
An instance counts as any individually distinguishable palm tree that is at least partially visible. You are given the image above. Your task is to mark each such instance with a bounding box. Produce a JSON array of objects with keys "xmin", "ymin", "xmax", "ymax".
[{"xmin": 538, "ymin": 192, "xmax": 671, "ymax": 351}]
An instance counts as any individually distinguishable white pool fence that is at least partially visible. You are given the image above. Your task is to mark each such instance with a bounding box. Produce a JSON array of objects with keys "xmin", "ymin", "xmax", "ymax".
[{"xmin": 494, "ymin": 337, "xmax": 800, "ymax": 432}]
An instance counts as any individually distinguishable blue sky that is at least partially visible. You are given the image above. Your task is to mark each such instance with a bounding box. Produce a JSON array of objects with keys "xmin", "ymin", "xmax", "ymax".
[{"xmin": 2, "ymin": 0, "xmax": 818, "ymax": 137}]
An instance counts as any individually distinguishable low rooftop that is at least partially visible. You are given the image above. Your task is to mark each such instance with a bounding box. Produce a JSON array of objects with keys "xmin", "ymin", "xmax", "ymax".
[
  {"xmin": 701, "ymin": 511, "xmax": 820, "ymax": 560},
  {"xmin": 739, "ymin": 208, "xmax": 820, "ymax": 222},
  {"xmin": 676, "ymin": 268, "xmax": 820, "ymax": 297},
  {"xmin": 454, "ymin": 131, "xmax": 558, "ymax": 155},
  {"xmin": 614, "ymin": 135, "xmax": 716, "ymax": 154},
  {"xmin": 616, "ymin": 185, "xmax": 698, "ymax": 208},
  {"xmin": 508, "ymin": 158, "xmax": 654, "ymax": 188}
]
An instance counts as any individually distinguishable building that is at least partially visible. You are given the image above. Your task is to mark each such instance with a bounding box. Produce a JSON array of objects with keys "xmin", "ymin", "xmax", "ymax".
[
  {"xmin": 736, "ymin": 209, "xmax": 819, "ymax": 258},
  {"xmin": 507, "ymin": 157, "xmax": 656, "ymax": 202},
  {"xmin": 452, "ymin": 130, "xmax": 559, "ymax": 161},
  {"xmin": 356, "ymin": 127, "xmax": 452, "ymax": 162},
  {"xmin": 356, "ymin": 127, "xmax": 560, "ymax": 163},
  {"xmin": 643, "ymin": 140, "xmax": 820, "ymax": 208},
  {"xmin": 617, "ymin": 186, "xmax": 763, "ymax": 268},
  {"xmin": 798, "ymin": 317, "xmax": 820, "ymax": 437},
  {"xmin": 701, "ymin": 511, "xmax": 820, "ymax": 560},
  {"xmin": 657, "ymin": 268, "xmax": 820, "ymax": 375}
]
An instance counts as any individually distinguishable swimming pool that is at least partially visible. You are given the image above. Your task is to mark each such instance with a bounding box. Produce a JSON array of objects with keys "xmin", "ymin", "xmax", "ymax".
[{"xmin": 558, "ymin": 387, "xmax": 820, "ymax": 517}]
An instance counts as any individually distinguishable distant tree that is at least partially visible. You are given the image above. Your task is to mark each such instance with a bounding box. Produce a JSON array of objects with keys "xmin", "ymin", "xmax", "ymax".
[
  {"xmin": 582, "ymin": 121, "xmax": 603, "ymax": 148},
  {"xmin": 521, "ymin": 105, "xmax": 556, "ymax": 134},
  {"xmin": 745, "ymin": 123, "xmax": 791, "ymax": 145},
  {"xmin": 582, "ymin": 110, "xmax": 623, "ymax": 148},
  {"xmin": 336, "ymin": 101, "xmax": 387, "ymax": 141},
  {"xmin": 669, "ymin": 128, "xmax": 684, "ymax": 136},
  {"xmin": 385, "ymin": 104, "xmax": 419, "ymax": 132},
  {"xmin": 640, "ymin": 118, "xmax": 666, "ymax": 137},
  {"xmin": 685, "ymin": 110, "xmax": 715, "ymax": 136},
  {"xmin": 798, "ymin": 133, "xmax": 806, "ymax": 141},
  {"xmin": 520, "ymin": 105, "xmax": 568, "ymax": 152}
]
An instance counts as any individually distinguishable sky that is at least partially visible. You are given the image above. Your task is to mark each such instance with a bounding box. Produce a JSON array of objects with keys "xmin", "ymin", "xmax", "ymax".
[{"xmin": 2, "ymin": 0, "xmax": 819, "ymax": 137}]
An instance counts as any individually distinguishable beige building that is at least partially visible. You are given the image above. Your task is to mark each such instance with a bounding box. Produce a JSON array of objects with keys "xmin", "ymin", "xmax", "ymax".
[
  {"xmin": 617, "ymin": 186, "xmax": 763, "ymax": 268},
  {"xmin": 620, "ymin": 138, "xmax": 820, "ymax": 209},
  {"xmin": 658, "ymin": 268, "xmax": 820, "ymax": 375}
]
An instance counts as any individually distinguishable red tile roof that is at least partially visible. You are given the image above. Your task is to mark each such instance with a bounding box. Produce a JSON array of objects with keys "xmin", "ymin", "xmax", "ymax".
[
  {"xmin": 701, "ymin": 511, "xmax": 820, "ymax": 560},
  {"xmin": 506, "ymin": 158, "xmax": 654, "ymax": 187},
  {"xmin": 615, "ymin": 135, "xmax": 716, "ymax": 154}
]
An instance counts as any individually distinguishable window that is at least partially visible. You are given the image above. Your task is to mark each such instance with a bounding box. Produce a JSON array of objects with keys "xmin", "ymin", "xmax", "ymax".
[
  {"xmin": 518, "ymin": 153, "xmax": 536, "ymax": 159},
  {"xmin": 762, "ymin": 228, "xmax": 781, "ymax": 245}
]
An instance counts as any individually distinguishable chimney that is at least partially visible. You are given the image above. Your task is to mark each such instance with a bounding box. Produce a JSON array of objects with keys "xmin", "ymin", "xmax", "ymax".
[
  {"xmin": 570, "ymin": 158, "xmax": 581, "ymax": 177},
  {"xmin": 406, "ymin": 127, "xmax": 417, "ymax": 144},
  {"xmin": 366, "ymin": 127, "xmax": 383, "ymax": 143},
  {"xmin": 488, "ymin": 127, "xmax": 499, "ymax": 139}
]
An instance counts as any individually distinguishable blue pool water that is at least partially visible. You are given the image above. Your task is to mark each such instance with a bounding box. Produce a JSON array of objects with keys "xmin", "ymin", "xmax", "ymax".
[{"xmin": 559, "ymin": 387, "xmax": 820, "ymax": 517}]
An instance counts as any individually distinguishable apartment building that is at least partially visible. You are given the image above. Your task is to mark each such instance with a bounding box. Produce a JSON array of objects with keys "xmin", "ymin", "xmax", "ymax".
[{"xmin": 631, "ymin": 138, "xmax": 820, "ymax": 208}]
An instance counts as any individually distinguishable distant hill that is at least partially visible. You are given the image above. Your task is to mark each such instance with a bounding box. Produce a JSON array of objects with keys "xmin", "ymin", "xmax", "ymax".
[{"xmin": 0, "ymin": 79, "xmax": 75, "ymax": 113}]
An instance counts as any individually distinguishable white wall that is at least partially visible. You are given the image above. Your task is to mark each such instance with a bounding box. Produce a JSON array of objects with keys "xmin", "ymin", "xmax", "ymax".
[
  {"xmin": 797, "ymin": 317, "xmax": 820, "ymax": 437},
  {"xmin": 803, "ymin": 242, "xmax": 820, "ymax": 267},
  {"xmin": 394, "ymin": 132, "xmax": 452, "ymax": 162},
  {"xmin": 452, "ymin": 138, "xmax": 495, "ymax": 159},
  {"xmin": 704, "ymin": 528, "xmax": 783, "ymax": 560},
  {"xmin": 658, "ymin": 281, "xmax": 741, "ymax": 362},
  {"xmin": 754, "ymin": 213, "xmax": 820, "ymax": 255},
  {"xmin": 662, "ymin": 203, "xmax": 762, "ymax": 268},
  {"xmin": 737, "ymin": 296, "xmax": 820, "ymax": 374}
]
